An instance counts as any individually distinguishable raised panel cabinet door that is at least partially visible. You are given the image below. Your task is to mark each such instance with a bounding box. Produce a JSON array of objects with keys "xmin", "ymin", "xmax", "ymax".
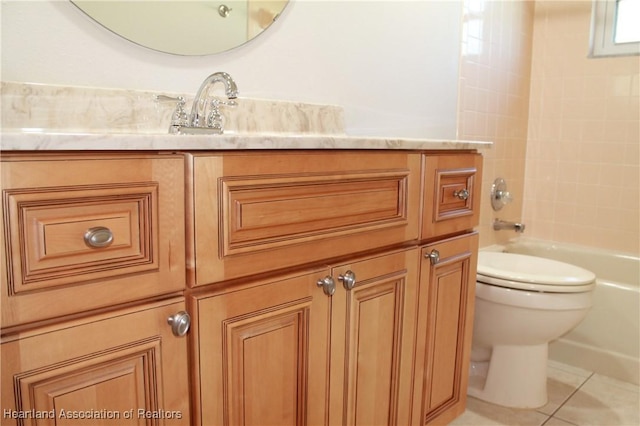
[
  {"xmin": 192, "ymin": 268, "xmax": 332, "ymax": 426},
  {"xmin": 1, "ymin": 298, "xmax": 191, "ymax": 426},
  {"xmin": 413, "ymin": 232, "xmax": 478, "ymax": 425},
  {"xmin": 329, "ymin": 247, "xmax": 420, "ymax": 426},
  {"xmin": 421, "ymin": 154, "xmax": 482, "ymax": 240},
  {"xmin": 190, "ymin": 151, "xmax": 421, "ymax": 285}
]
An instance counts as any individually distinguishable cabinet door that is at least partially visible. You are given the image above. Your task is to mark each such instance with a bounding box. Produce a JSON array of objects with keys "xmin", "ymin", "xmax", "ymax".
[
  {"xmin": 413, "ymin": 233, "xmax": 478, "ymax": 425},
  {"xmin": 329, "ymin": 248, "xmax": 420, "ymax": 426},
  {"xmin": 193, "ymin": 268, "xmax": 332, "ymax": 426},
  {"xmin": 421, "ymin": 154, "xmax": 482, "ymax": 240},
  {"xmin": 1, "ymin": 298, "xmax": 191, "ymax": 426}
]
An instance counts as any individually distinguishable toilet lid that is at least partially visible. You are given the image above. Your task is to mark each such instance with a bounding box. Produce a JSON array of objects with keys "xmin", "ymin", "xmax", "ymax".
[{"xmin": 477, "ymin": 252, "xmax": 596, "ymax": 293}]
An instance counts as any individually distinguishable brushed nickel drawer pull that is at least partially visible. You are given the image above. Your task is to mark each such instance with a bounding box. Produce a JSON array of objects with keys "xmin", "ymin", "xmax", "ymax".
[{"xmin": 84, "ymin": 226, "xmax": 114, "ymax": 248}]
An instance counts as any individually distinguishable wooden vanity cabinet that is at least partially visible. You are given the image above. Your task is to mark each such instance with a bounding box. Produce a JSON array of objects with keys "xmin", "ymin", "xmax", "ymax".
[
  {"xmin": 189, "ymin": 150, "xmax": 483, "ymax": 426},
  {"xmin": 415, "ymin": 152, "xmax": 482, "ymax": 425},
  {"xmin": 0, "ymin": 148, "xmax": 483, "ymax": 426},
  {"xmin": 0, "ymin": 153, "xmax": 191, "ymax": 424},
  {"xmin": 191, "ymin": 247, "xmax": 420, "ymax": 426},
  {"xmin": 189, "ymin": 151, "xmax": 426, "ymax": 425}
]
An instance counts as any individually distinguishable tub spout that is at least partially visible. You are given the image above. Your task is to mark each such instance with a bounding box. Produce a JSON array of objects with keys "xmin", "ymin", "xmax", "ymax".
[{"xmin": 493, "ymin": 219, "xmax": 526, "ymax": 233}]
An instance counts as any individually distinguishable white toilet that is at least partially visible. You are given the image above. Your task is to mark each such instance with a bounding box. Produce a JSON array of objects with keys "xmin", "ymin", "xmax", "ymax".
[{"xmin": 468, "ymin": 251, "xmax": 596, "ymax": 408}]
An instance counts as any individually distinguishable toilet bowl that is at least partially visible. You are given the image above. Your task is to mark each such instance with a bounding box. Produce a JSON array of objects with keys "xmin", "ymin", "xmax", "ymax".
[{"xmin": 468, "ymin": 251, "xmax": 595, "ymax": 408}]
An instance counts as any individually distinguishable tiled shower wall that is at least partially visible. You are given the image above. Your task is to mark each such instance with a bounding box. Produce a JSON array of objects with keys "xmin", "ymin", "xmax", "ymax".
[
  {"xmin": 460, "ymin": 0, "xmax": 639, "ymax": 255},
  {"xmin": 458, "ymin": 0, "xmax": 535, "ymax": 248},
  {"xmin": 524, "ymin": 0, "xmax": 640, "ymax": 254}
]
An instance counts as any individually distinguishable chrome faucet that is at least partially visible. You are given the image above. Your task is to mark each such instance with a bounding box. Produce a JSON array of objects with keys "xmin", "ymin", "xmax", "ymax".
[
  {"xmin": 493, "ymin": 219, "xmax": 526, "ymax": 233},
  {"xmin": 189, "ymin": 71, "xmax": 238, "ymax": 129},
  {"xmin": 156, "ymin": 72, "xmax": 239, "ymax": 135}
]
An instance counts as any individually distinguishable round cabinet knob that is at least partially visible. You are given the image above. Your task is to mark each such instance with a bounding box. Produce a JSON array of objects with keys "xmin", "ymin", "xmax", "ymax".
[
  {"xmin": 338, "ymin": 270, "xmax": 357, "ymax": 290},
  {"xmin": 425, "ymin": 249, "xmax": 440, "ymax": 265},
  {"xmin": 453, "ymin": 189, "xmax": 470, "ymax": 200},
  {"xmin": 167, "ymin": 311, "xmax": 191, "ymax": 337},
  {"xmin": 316, "ymin": 276, "xmax": 336, "ymax": 296},
  {"xmin": 84, "ymin": 226, "xmax": 114, "ymax": 248}
]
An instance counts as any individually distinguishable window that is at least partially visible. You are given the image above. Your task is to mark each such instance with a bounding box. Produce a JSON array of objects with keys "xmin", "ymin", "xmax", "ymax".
[{"xmin": 590, "ymin": 0, "xmax": 640, "ymax": 57}]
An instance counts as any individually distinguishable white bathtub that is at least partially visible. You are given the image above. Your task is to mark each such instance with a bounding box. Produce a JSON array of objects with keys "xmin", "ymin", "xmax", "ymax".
[{"xmin": 486, "ymin": 238, "xmax": 640, "ymax": 385}]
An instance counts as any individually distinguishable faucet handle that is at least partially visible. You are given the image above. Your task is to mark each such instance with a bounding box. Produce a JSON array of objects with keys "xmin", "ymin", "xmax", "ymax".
[
  {"xmin": 172, "ymin": 101, "xmax": 189, "ymax": 128},
  {"xmin": 206, "ymin": 97, "xmax": 239, "ymax": 133},
  {"xmin": 207, "ymin": 99, "xmax": 224, "ymax": 133},
  {"xmin": 491, "ymin": 178, "xmax": 513, "ymax": 211},
  {"xmin": 155, "ymin": 95, "xmax": 188, "ymax": 133},
  {"xmin": 155, "ymin": 94, "xmax": 185, "ymax": 105}
]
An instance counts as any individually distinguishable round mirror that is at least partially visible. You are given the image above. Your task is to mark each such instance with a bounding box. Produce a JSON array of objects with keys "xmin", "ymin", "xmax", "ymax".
[{"xmin": 71, "ymin": 1, "xmax": 289, "ymax": 56}]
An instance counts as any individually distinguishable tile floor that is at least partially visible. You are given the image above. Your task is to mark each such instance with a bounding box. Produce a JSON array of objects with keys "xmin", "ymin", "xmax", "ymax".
[{"xmin": 451, "ymin": 361, "xmax": 640, "ymax": 426}]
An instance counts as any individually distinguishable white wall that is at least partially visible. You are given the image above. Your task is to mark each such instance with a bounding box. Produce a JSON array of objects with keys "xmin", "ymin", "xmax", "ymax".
[{"xmin": 1, "ymin": 0, "xmax": 463, "ymax": 138}]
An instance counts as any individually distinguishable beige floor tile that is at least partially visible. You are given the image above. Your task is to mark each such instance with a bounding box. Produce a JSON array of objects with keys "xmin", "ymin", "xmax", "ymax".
[
  {"xmin": 455, "ymin": 362, "xmax": 638, "ymax": 426},
  {"xmin": 553, "ymin": 374, "xmax": 640, "ymax": 426},
  {"xmin": 547, "ymin": 360, "xmax": 593, "ymax": 379},
  {"xmin": 537, "ymin": 364, "xmax": 592, "ymax": 415},
  {"xmin": 588, "ymin": 373, "xmax": 640, "ymax": 394},
  {"xmin": 450, "ymin": 396, "xmax": 549, "ymax": 426}
]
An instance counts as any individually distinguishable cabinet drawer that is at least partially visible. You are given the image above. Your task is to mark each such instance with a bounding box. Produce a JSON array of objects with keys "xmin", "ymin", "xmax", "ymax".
[
  {"xmin": 191, "ymin": 151, "xmax": 421, "ymax": 285},
  {"xmin": 421, "ymin": 154, "xmax": 482, "ymax": 239},
  {"xmin": 6, "ymin": 184, "xmax": 156, "ymax": 292},
  {"xmin": 1, "ymin": 154, "xmax": 186, "ymax": 329}
]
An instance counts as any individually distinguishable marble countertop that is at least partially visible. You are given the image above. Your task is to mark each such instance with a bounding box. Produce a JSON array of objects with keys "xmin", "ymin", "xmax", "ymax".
[
  {"xmin": 1, "ymin": 82, "xmax": 491, "ymax": 152},
  {"xmin": 0, "ymin": 131, "xmax": 492, "ymax": 151}
]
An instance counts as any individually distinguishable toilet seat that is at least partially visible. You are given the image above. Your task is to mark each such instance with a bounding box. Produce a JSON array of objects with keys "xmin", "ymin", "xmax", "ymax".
[{"xmin": 477, "ymin": 252, "xmax": 596, "ymax": 293}]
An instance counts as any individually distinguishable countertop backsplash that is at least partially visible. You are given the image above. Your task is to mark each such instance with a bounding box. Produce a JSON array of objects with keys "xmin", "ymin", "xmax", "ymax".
[{"xmin": 1, "ymin": 81, "xmax": 346, "ymax": 135}]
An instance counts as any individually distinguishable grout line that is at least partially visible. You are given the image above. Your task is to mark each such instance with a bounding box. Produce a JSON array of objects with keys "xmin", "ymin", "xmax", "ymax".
[
  {"xmin": 540, "ymin": 412, "xmax": 554, "ymax": 426},
  {"xmin": 544, "ymin": 372, "xmax": 596, "ymax": 425},
  {"xmin": 540, "ymin": 414, "xmax": 581, "ymax": 426},
  {"xmin": 540, "ymin": 415, "xmax": 552, "ymax": 426}
]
